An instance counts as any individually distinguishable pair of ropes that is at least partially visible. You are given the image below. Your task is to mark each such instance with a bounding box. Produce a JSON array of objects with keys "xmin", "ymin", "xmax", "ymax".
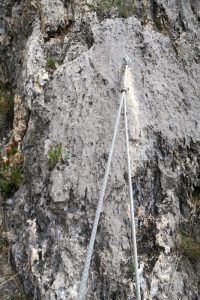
[{"xmin": 78, "ymin": 58, "xmax": 141, "ymax": 300}]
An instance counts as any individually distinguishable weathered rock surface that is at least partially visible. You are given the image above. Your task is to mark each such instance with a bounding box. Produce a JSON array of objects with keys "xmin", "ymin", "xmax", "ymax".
[{"xmin": 0, "ymin": 0, "xmax": 200, "ymax": 299}]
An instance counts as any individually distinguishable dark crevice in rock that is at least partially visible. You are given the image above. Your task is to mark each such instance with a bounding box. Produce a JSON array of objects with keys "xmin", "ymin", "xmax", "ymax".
[
  {"xmin": 144, "ymin": 0, "xmax": 171, "ymax": 34},
  {"xmin": 0, "ymin": 82, "xmax": 14, "ymax": 139},
  {"xmin": 43, "ymin": 23, "xmax": 73, "ymax": 43},
  {"xmin": 139, "ymin": 221, "xmax": 164, "ymax": 274},
  {"xmin": 43, "ymin": 16, "xmax": 94, "ymax": 68},
  {"xmin": 150, "ymin": 0, "xmax": 164, "ymax": 32},
  {"xmin": 177, "ymin": 12, "xmax": 187, "ymax": 32},
  {"xmin": 133, "ymin": 132, "xmax": 200, "ymax": 288},
  {"xmin": 190, "ymin": 1, "xmax": 200, "ymax": 20},
  {"xmin": 81, "ymin": 20, "xmax": 95, "ymax": 49}
]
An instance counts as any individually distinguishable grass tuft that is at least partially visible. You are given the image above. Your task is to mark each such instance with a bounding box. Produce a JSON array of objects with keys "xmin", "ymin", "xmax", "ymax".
[
  {"xmin": 177, "ymin": 220, "xmax": 200, "ymax": 262},
  {"xmin": 177, "ymin": 234, "xmax": 200, "ymax": 261},
  {"xmin": 48, "ymin": 143, "xmax": 62, "ymax": 170},
  {"xmin": 46, "ymin": 56, "xmax": 56, "ymax": 70}
]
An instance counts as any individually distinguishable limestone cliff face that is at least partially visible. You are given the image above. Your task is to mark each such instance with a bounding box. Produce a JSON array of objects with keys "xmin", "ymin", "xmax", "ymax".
[{"xmin": 0, "ymin": 1, "xmax": 200, "ymax": 299}]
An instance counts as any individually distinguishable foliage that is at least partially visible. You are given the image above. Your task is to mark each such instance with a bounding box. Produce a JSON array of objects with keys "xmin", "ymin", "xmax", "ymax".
[
  {"xmin": 128, "ymin": 262, "xmax": 135, "ymax": 276},
  {"xmin": 17, "ymin": 293, "xmax": 32, "ymax": 300},
  {"xmin": 48, "ymin": 143, "xmax": 62, "ymax": 169},
  {"xmin": 0, "ymin": 235, "xmax": 30, "ymax": 299},
  {"xmin": 0, "ymin": 165, "xmax": 23, "ymax": 197},
  {"xmin": 178, "ymin": 234, "xmax": 200, "ymax": 261},
  {"xmin": 46, "ymin": 56, "xmax": 56, "ymax": 70},
  {"xmin": 190, "ymin": 187, "xmax": 200, "ymax": 217},
  {"xmin": 177, "ymin": 221, "xmax": 200, "ymax": 261},
  {"xmin": 89, "ymin": 0, "xmax": 134, "ymax": 18},
  {"xmin": 0, "ymin": 142, "xmax": 23, "ymax": 197},
  {"xmin": 176, "ymin": 185, "xmax": 200, "ymax": 261}
]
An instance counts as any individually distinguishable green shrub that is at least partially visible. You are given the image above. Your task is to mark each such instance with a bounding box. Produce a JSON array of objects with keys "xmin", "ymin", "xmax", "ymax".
[
  {"xmin": 177, "ymin": 220, "xmax": 200, "ymax": 261},
  {"xmin": 0, "ymin": 165, "xmax": 23, "ymax": 197},
  {"xmin": 48, "ymin": 144, "xmax": 62, "ymax": 169},
  {"xmin": 177, "ymin": 234, "xmax": 200, "ymax": 261},
  {"xmin": 0, "ymin": 142, "xmax": 23, "ymax": 197},
  {"xmin": 46, "ymin": 56, "xmax": 56, "ymax": 69},
  {"xmin": 118, "ymin": 0, "xmax": 130, "ymax": 18},
  {"xmin": 90, "ymin": 0, "xmax": 134, "ymax": 18},
  {"xmin": 8, "ymin": 146, "xmax": 18, "ymax": 157}
]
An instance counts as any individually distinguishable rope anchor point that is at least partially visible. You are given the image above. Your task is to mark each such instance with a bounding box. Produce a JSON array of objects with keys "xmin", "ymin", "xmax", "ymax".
[{"xmin": 124, "ymin": 56, "xmax": 132, "ymax": 66}]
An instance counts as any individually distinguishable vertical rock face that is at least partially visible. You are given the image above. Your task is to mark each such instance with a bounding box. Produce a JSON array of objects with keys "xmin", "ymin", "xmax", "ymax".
[{"xmin": 1, "ymin": 0, "xmax": 200, "ymax": 299}]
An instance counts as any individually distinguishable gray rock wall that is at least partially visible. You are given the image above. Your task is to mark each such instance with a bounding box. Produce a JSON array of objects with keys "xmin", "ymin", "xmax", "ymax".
[{"xmin": 1, "ymin": 0, "xmax": 200, "ymax": 299}]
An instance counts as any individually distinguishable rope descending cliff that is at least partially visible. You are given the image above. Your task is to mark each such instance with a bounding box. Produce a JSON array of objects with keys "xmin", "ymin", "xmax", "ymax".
[{"xmin": 78, "ymin": 59, "xmax": 141, "ymax": 300}]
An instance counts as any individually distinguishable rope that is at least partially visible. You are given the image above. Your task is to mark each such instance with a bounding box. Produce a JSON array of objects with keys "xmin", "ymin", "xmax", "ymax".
[
  {"xmin": 124, "ymin": 92, "xmax": 141, "ymax": 300},
  {"xmin": 78, "ymin": 61, "xmax": 141, "ymax": 300},
  {"xmin": 78, "ymin": 90, "xmax": 125, "ymax": 300}
]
